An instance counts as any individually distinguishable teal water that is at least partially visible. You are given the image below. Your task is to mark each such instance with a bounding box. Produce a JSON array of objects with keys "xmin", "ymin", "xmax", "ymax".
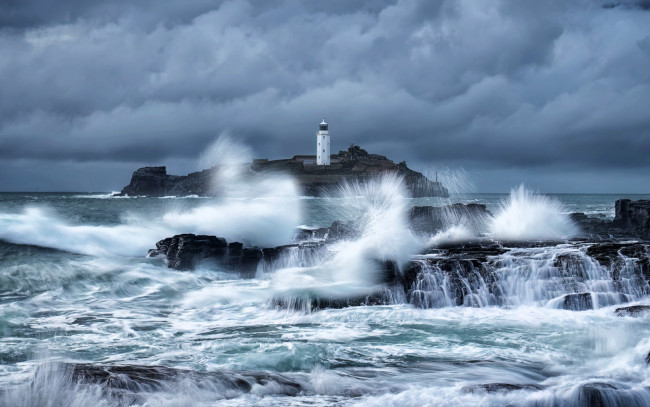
[{"xmin": 0, "ymin": 190, "xmax": 649, "ymax": 406}]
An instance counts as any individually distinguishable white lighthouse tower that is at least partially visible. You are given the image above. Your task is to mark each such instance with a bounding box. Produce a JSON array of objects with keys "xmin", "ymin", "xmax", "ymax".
[{"xmin": 316, "ymin": 118, "xmax": 330, "ymax": 165}]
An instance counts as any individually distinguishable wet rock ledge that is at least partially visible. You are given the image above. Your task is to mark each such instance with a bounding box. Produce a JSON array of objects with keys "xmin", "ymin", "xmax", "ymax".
[
  {"xmin": 148, "ymin": 234, "xmax": 304, "ymax": 277},
  {"xmin": 571, "ymin": 199, "xmax": 650, "ymax": 239}
]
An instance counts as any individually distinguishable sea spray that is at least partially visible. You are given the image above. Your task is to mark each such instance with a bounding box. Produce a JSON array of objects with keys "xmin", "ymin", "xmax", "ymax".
[
  {"xmin": 198, "ymin": 132, "xmax": 254, "ymax": 171},
  {"xmin": 161, "ymin": 175, "xmax": 301, "ymax": 248},
  {"xmin": 0, "ymin": 206, "xmax": 169, "ymax": 256},
  {"xmin": 489, "ymin": 184, "xmax": 579, "ymax": 241},
  {"xmin": 164, "ymin": 133, "xmax": 303, "ymax": 246},
  {"xmin": 1, "ymin": 192, "xmax": 650, "ymax": 406},
  {"xmin": 270, "ymin": 173, "xmax": 421, "ymax": 300},
  {"xmin": 0, "ymin": 136, "xmax": 303, "ymax": 255},
  {"xmin": 422, "ymin": 167, "xmax": 475, "ymax": 199},
  {"xmin": 427, "ymin": 223, "xmax": 474, "ymax": 246}
]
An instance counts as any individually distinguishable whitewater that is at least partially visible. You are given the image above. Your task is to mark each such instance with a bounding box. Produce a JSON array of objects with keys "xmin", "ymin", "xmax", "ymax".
[{"xmin": 1, "ymin": 174, "xmax": 650, "ymax": 406}]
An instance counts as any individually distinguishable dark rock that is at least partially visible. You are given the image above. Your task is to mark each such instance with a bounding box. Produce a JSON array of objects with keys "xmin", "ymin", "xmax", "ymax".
[
  {"xmin": 646, "ymin": 351, "xmax": 650, "ymax": 364},
  {"xmin": 553, "ymin": 252, "xmax": 592, "ymax": 279},
  {"xmin": 577, "ymin": 382, "xmax": 619, "ymax": 407},
  {"xmin": 149, "ymin": 234, "xmax": 326, "ymax": 274},
  {"xmin": 119, "ymin": 167, "xmax": 169, "ymax": 196},
  {"xmin": 570, "ymin": 212, "xmax": 614, "ymax": 239},
  {"xmin": 615, "ymin": 305, "xmax": 650, "ymax": 317},
  {"xmin": 227, "ymin": 242, "xmax": 243, "ymax": 257},
  {"xmin": 240, "ymin": 248, "xmax": 263, "ymax": 277},
  {"xmin": 586, "ymin": 243, "xmax": 650, "ymax": 282},
  {"xmin": 270, "ymin": 260, "xmax": 403, "ymax": 312},
  {"xmin": 149, "ymin": 234, "xmax": 227, "ymax": 270},
  {"xmin": 119, "ymin": 166, "xmax": 214, "ymax": 197},
  {"xmin": 562, "ymin": 293, "xmax": 593, "ymax": 311},
  {"xmin": 462, "ymin": 383, "xmax": 543, "ymax": 393},
  {"xmin": 399, "ymin": 243, "xmax": 508, "ymax": 308},
  {"xmin": 614, "ymin": 199, "xmax": 650, "ymax": 238},
  {"xmin": 150, "ymin": 234, "xmax": 262, "ymax": 273},
  {"xmin": 569, "ymin": 201, "xmax": 650, "ymax": 239},
  {"xmin": 409, "ymin": 204, "xmax": 491, "ymax": 235},
  {"xmin": 270, "ymin": 288, "xmax": 397, "ymax": 312},
  {"xmin": 53, "ymin": 363, "xmax": 304, "ymax": 400},
  {"xmin": 428, "ymin": 241, "xmax": 507, "ymax": 261}
]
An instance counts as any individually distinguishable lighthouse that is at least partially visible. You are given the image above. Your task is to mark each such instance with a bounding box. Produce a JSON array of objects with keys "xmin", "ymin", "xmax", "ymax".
[{"xmin": 316, "ymin": 118, "xmax": 330, "ymax": 165}]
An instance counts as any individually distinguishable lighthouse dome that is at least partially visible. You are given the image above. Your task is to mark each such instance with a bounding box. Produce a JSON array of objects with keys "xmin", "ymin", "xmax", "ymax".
[{"xmin": 319, "ymin": 119, "xmax": 328, "ymax": 131}]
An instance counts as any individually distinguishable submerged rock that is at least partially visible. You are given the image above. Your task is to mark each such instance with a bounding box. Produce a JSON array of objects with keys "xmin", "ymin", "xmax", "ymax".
[
  {"xmin": 52, "ymin": 363, "xmax": 304, "ymax": 401},
  {"xmin": 615, "ymin": 305, "xmax": 650, "ymax": 317},
  {"xmin": 561, "ymin": 293, "xmax": 593, "ymax": 311},
  {"xmin": 270, "ymin": 290, "xmax": 396, "ymax": 312},
  {"xmin": 576, "ymin": 382, "xmax": 620, "ymax": 407},
  {"xmin": 270, "ymin": 260, "xmax": 403, "ymax": 311},
  {"xmin": 586, "ymin": 242, "xmax": 650, "ymax": 282},
  {"xmin": 462, "ymin": 383, "xmax": 543, "ymax": 393}
]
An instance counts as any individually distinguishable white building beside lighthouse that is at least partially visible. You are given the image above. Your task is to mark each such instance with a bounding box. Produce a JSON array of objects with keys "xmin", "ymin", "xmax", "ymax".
[{"xmin": 316, "ymin": 118, "xmax": 330, "ymax": 165}]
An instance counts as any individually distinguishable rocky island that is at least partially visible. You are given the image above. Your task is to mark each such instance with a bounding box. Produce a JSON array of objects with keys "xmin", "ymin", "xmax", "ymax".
[{"xmin": 118, "ymin": 145, "xmax": 449, "ymax": 198}]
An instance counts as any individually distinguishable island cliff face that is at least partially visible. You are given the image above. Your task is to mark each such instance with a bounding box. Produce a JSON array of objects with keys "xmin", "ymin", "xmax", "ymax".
[{"xmin": 119, "ymin": 145, "xmax": 449, "ymax": 198}]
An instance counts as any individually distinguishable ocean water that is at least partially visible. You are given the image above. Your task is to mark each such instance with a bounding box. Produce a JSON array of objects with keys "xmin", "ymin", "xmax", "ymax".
[{"xmin": 0, "ymin": 186, "xmax": 649, "ymax": 407}]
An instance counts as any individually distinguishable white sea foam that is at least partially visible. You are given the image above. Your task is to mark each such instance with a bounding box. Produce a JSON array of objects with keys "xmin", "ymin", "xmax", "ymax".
[
  {"xmin": 269, "ymin": 173, "xmax": 421, "ymax": 298},
  {"xmin": 0, "ymin": 136, "xmax": 302, "ymax": 255},
  {"xmin": 427, "ymin": 224, "xmax": 474, "ymax": 246}
]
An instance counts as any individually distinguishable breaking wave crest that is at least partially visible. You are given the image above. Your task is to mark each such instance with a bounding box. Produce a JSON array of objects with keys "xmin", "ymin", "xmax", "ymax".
[{"xmin": 489, "ymin": 185, "xmax": 578, "ymax": 241}]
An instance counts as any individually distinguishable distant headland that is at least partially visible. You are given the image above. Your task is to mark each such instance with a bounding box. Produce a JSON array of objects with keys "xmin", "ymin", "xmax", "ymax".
[
  {"xmin": 119, "ymin": 119, "xmax": 448, "ymax": 197},
  {"xmin": 118, "ymin": 146, "xmax": 449, "ymax": 198}
]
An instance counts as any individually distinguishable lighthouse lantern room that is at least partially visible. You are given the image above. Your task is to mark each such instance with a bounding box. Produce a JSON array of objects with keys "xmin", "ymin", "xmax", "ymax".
[{"xmin": 316, "ymin": 118, "xmax": 330, "ymax": 165}]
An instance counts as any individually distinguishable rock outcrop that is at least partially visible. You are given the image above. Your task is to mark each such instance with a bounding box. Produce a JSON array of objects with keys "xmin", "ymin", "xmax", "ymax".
[
  {"xmin": 561, "ymin": 293, "xmax": 594, "ymax": 311},
  {"xmin": 569, "ymin": 213, "xmax": 613, "ymax": 239},
  {"xmin": 119, "ymin": 145, "xmax": 448, "ymax": 197},
  {"xmin": 148, "ymin": 234, "xmax": 301, "ymax": 276},
  {"xmin": 149, "ymin": 203, "xmax": 491, "ymax": 272},
  {"xmin": 586, "ymin": 242, "xmax": 650, "ymax": 278},
  {"xmin": 570, "ymin": 199, "xmax": 650, "ymax": 240},
  {"xmin": 409, "ymin": 203, "xmax": 491, "ymax": 234},
  {"xmin": 148, "ymin": 230, "xmax": 650, "ymax": 312},
  {"xmin": 613, "ymin": 199, "xmax": 650, "ymax": 238},
  {"xmin": 145, "ymin": 198, "xmax": 650, "ymax": 312},
  {"xmin": 120, "ymin": 167, "xmax": 215, "ymax": 197}
]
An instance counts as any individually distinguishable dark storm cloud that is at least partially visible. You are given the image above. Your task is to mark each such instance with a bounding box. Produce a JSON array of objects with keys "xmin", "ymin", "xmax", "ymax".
[{"xmin": 0, "ymin": 0, "xmax": 649, "ymax": 191}]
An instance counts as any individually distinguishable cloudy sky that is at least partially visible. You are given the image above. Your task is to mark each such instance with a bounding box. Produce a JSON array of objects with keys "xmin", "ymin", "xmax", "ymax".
[{"xmin": 0, "ymin": 0, "xmax": 649, "ymax": 192}]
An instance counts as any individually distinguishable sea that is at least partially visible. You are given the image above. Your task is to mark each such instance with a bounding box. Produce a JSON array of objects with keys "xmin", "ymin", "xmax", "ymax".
[{"xmin": 0, "ymin": 181, "xmax": 649, "ymax": 406}]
